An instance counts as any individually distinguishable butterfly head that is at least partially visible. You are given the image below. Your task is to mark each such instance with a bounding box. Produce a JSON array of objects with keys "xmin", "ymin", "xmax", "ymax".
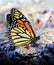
[{"xmin": 31, "ymin": 36, "xmax": 40, "ymax": 44}]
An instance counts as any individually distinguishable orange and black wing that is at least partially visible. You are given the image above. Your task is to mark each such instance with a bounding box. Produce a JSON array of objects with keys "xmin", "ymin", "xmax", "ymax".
[{"xmin": 7, "ymin": 8, "xmax": 35, "ymax": 46}]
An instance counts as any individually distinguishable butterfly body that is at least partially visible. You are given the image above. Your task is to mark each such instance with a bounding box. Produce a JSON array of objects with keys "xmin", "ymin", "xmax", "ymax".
[{"xmin": 7, "ymin": 8, "xmax": 40, "ymax": 47}]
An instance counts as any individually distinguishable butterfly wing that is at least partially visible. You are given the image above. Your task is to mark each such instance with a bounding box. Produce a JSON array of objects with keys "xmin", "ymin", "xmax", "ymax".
[
  {"xmin": 7, "ymin": 8, "xmax": 35, "ymax": 46},
  {"xmin": 11, "ymin": 8, "xmax": 35, "ymax": 37}
]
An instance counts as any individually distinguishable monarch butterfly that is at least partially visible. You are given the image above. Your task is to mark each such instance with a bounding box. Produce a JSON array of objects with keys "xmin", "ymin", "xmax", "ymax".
[{"xmin": 7, "ymin": 8, "xmax": 40, "ymax": 47}]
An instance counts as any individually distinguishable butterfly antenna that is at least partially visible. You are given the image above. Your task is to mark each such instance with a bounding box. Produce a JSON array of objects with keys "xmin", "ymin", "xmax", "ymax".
[{"xmin": 36, "ymin": 16, "xmax": 51, "ymax": 37}]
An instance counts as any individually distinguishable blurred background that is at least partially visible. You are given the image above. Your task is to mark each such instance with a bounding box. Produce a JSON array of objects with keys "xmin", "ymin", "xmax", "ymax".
[{"xmin": 0, "ymin": 0, "xmax": 54, "ymax": 64}]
